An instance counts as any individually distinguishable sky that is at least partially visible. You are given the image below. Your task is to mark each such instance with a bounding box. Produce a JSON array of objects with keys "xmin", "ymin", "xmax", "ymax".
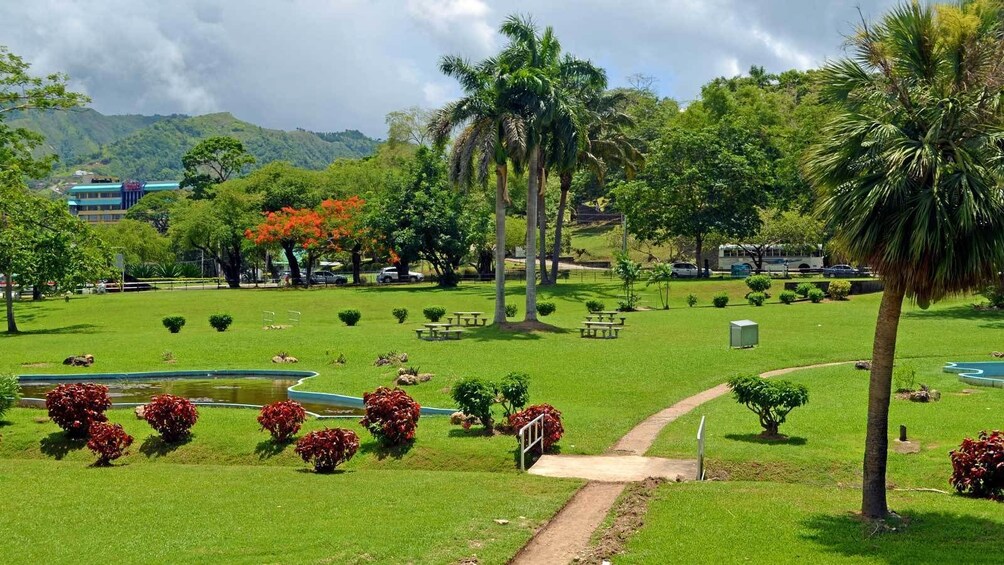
[{"xmin": 1, "ymin": 0, "xmax": 899, "ymax": 138}]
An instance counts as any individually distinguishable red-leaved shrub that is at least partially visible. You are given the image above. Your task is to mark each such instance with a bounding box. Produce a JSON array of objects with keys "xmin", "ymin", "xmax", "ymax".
[
  {"xmin": 295, "ymin": 428, "xmax": 359, "ymax": 473},
  {"xmin": 258, "ymin": 400, "xmax": 307, "ymax": 442},
  {"xmin": 360, "ymin": 387, "xmax": 421, "ymax": 446},
  {"xmin": 950, "ymin": 430, "xmax": 1004, "ymax": 501},
  {"xmin": 509, "ymin": 404, "xmax": 565, "ymax": 452},
  {"xmin": 143, "ymin": 394, "xmax": 198, "ymax": 442},
  {"xmin": 45, "ymin": 383, "xmax": 112, "ymax": 437},
  {"xmin": 86, "ymin": 422, "xmax": 134, "ymax": 466}
]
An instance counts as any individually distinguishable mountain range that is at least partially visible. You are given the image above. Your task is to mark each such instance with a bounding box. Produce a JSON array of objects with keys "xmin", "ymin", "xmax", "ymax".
[{"xmin": 9, "ymin": 108, "xmax": 381, "ymax": 181}]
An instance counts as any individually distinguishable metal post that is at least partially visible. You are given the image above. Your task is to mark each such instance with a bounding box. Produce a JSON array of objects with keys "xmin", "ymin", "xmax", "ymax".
[{"xmin": 697, "ymin": 415, "xmax": 706, "ymax": 481}]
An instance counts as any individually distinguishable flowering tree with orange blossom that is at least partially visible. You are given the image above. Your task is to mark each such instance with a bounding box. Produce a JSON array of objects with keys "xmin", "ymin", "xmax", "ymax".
[{"xmin": 245, "ymin": 207, "xmax": 324, "ymax": 285}]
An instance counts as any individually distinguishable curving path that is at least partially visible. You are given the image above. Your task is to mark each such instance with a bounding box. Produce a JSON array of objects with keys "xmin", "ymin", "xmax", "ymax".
[{"xmin": 510, "ymin": 361, "xmax": 857, "ymax": 565}]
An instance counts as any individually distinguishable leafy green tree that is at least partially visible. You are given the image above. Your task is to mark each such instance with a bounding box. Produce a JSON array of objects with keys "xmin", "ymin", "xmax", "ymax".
[
  {"xmin": 614, "ymin": 120, "xmax": 769, "ymax": 272},
  {"xmin": 170, "ymin": 182, "xmax": 262, "ymax": 288},
  {"xmin": 804, "ymin": 0, "xmax": 1004, "ymax": 519},
  {"xmin": 646, "ymin": 262, "xmax": 673, "ymax": 309},
  {"xmin": 386, "ymin": 107, "xmax": 434, "ymax": 147},
  {"xmin": 95, "ymin": 219, "xmax": 173, "ymax": 268},
  {"xmin": 180, "ymin": 136, "xmax": 255, "ymax": 199},
  {"xmin": 124, "ymin": 190, "xmax": 187, "ymax": 234}
]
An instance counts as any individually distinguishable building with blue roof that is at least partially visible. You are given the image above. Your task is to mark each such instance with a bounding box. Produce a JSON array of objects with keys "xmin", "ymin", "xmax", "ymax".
[{"xmin": 67, "ymin": 180, "xmax": 181, "ymax": 223}]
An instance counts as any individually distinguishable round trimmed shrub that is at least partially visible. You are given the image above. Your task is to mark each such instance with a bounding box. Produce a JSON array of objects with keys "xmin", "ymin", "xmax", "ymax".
[
  {"xmin": 728, "ymin": 374, "xmax": 809, "ymax": 437},
  {"xmin": 536, "ymin": 301, "xmax": 556, "ymax": 317},
  {"xmin": 360, "ymin": 387, "xmax": 421, "ymax": 446},
  {"xmin": 86, "ymin": 422, "xmax": 134, "ymax": 466},
  {"xmin": 508, "ymin": 404, "xmax": 564, "ymax": 452},
  {"xmin": 686, "ymin": 294, "xmax": 698, "ymax": 308},
  {"xmin": 712, "ymin": 292, "xmax": 729, "ymax": 308},
  {"xmin": 143, "ymin": 394, "xmax": 198, "ymax": 442},
  {"xmin": 162, "ymin": 316, "xmax": 186, "ymax": 333},
  {"xmin": 258, "ymin": 400, "xmax": 307, "ymax": 442},
  {"xmin": 338, "ymin": 309, "xmax": 362, "ymax": 326},
  {"xmin": 423, "ymin": 306, "xmax": 447, "ymax": 322},
  {"xmin": 45, "ymin": 383, "xmax": 111, "ymax": 437},
  {"xmin": 747, "ymin": 292, "xmax": 766, "ymax": 307},
  {"xmin": 391, "ymin": 307, "xmax": 408, "ymax": 324},
  {"xmin": 0, "ymin": 373, "xmax": 21, "ymax": 420},
  {"xmin": 209, "ymin": 313, "xmax": 233, "ymax": 332},
  {"xmin": 745, "ymin": 274, "xmax": 772, "ymax": 293},
  {"xmin": 795, "ymin": 282, "xmax": 815, "ymax": 298},
  {"xmin": 505, "ymin": 304, "xmax": 518, "ymax": 318},
  {"xmin": 779, "ymin": 290, "xmax": 797, "ymax": 304},
  {"xmin": 295, "ymin": 427, "xmax": 359, "ymax": 473},
  {"xmin": 828, "ymin": 280, "xmax": 851, "ymax": 300},
  {"xmin": 585, "ymin": 300, "xmax": 605, "ymax": 313},
  {"xmin": 451, "ymin": 378, "xmax": 495, "ymax": 431},
  {"xmin": 950, "ymin": 430, "xmax": 1004, "ymax": 501},
  {"xmin": 808, "ymin": 288, "xmax": 826, "ymax": 303}
]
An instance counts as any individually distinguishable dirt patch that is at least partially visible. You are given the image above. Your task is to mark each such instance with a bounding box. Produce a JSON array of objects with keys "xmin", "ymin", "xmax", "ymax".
[
  {"xmin": 578, "ymin": 478, "xmax": 665, "ymax": 564},
  {"xmin": 893, "ymin": 440, "xmax": 921, "ymax": 454},
  {"xmin": 499, "ymin": 320, "xmax": 562, "ymax": 333},
  {"xmin": 20, "ymin": 362, "xmax": 51, "ymax": 368}
]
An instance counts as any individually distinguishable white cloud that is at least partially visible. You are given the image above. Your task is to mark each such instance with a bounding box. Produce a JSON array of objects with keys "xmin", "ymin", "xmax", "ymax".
[{"xmin": 406, "ymin": 0, "xmax": 496, "ymax": 56}]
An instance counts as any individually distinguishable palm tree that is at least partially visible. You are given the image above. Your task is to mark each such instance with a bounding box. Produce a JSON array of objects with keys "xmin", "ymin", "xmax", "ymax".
[
  {"xmin": 805, "ymin": 1, "xmax": 1004, "ymax": 519},
  {"xmin": 430, "ymin": 55, "xmax": 527, "ymax": 326}
]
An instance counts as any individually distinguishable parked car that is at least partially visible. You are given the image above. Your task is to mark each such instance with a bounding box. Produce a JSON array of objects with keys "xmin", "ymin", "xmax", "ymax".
[
  {"xmin": 670, "ymin": 262, "xmax": 700, "ymax": 278},
  {"xmin": 310, "ymin": 271, "xmax": 348, "ymax": 285},
  {"xmin": 823, "ymin": 264, "xmax": 868, "ymax": 278},
  {"xmin": 376, "ymin": 267, "xmax": 424, "ymax": 283}
]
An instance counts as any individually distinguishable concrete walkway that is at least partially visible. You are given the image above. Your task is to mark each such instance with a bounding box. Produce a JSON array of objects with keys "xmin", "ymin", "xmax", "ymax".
[{"xmin": 529, "ymin": 454, "xmax": 698, "ymax": 482}]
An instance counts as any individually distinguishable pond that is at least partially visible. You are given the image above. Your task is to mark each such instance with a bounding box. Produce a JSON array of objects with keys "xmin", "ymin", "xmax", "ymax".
[{"xmin": 18, "ymin": 374, "xmax": 363, "ymax": 417}]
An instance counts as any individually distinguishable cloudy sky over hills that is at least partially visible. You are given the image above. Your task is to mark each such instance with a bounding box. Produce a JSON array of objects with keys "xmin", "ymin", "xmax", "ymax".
[{"xmin": 2, "ymin": 0, "xmax": 897, "ymax": 137}]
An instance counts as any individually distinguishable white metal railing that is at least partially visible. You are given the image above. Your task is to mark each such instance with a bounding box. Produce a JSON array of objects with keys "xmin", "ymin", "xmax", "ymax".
[
  {"xmin": 288, "ymin": 311, "xmax": 301, "ymax": 325},
  {"xmin": 696, "ymin": 415, "xmax": 707, "ymax": 481},
  {"xmin": 518, "ymin": 413, "xmax": 546, "ymax": 471},
  {"xmin": 263, "ymin": 311, "xmax": 275, "ymax": 326}
]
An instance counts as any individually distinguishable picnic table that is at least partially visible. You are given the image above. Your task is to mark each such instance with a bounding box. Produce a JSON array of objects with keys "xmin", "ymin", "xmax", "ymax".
[
  {"xmin": 451, "ymin": 311, "xmax": 487, "ymax": 326},
  {"xmin": 415, "ymin": 322, "xmax": 464, "ymax": 341},
  {"xmin": 586, "ymin": 312, "xmax": 627, "ymax": 325},
  {"xmin": 579, "ymin": 320, "xmax": 622, "ymax": 339}
]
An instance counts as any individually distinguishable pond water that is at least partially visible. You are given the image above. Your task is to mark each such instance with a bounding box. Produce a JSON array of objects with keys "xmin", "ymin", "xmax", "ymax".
[{"xmin": 19, "ymin": 375, "xmax": 363, "ymax": 417}]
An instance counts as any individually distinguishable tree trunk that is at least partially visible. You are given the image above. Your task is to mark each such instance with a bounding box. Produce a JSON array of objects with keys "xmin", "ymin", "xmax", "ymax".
[
  {"xmin": 861, "ymin": 284, "xmax": 906, "ymax": 519},
  {"xmin": 538, "ymin": 189, "xmax": 551, "ymax": 286},
  {"xmin": 351, "ymin": 245, "xmax": 362, "ymax": 285},
  {"xmin": 32, "ymin": 283, "xmax": 42, "ymax": 301},
  {"xmin": 694, "ymin": 234, "xmax": 704, "ymax": 278},
  {"xmin": 223, "ymin": 244, "xmax": 242, "ymax": 289},
  {"xmin": 282, "ymin": 243, "xmax": 301, "ymax": 286},
  {"xmin": 396, "ymin": 259, "xmax": 411, "ymax": 282},
  {"xmin": 493, "ymin": 165, "xmax": 508, "ymax": 325},
  {"xmin": 3, "ymin": 271, "xmax": 17, "ymax": 333},
  {"xmin": 524, "ymin": 148, "xmax": 539, "ymax": 322},
  {"xmin": 550, "ymin": 174, "xmax": 571, "ymax": 284}
]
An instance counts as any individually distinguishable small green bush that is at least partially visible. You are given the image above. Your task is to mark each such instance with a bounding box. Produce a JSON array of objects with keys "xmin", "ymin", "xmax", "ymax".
[
  {"xmin": 828, "ymin": 279, "xmax": 851, "ymax": 300},
  {"xmin": 712, "ymin": 292, "xmax": 729, "ymax": 308},
  {"xmin": 338, "ymin": 309, "xmax": 362, "ymax": 326},
  {"xmin": 496, "ymin": 372, "xmax": 530, "ymax": 418},
  {"xmin": 423, "ymin": 306, "xmax": 447, "ymax": 322},
  {"xmin": 808, "ymin": 288, "xmax": 826, "ymax": 303},
  {"xmin": 795, "ymin": 282, "xmax": 815, "ymax": 298},
  {"xmin": 728, "ymin": 374, "xmax": 809, "ymax": 437},
  {"xmin": 505, "ymin": 303, "xmax": 518, "ymax": 318},
  {"xmin": 686, "ymin": 294, "xmax": 698, "ymax": 308},
  {"xmin": 162, "ymin": 316, "xmax": 186, "ymax": 333},
  {"xmin": 209, "ymin": 314, "xmax": 233, "ymax": 332},
  {"xmin": 0, "ymin": 373, "xmax": 21, "ymax": 420},
  {"xmin": 585, "ymin": 300, "xmax": 605, "ymax": 313},
  {"xmin": 536, "ymin": 301, "xmax": 556, "ymax": 317},
  {"xmin": 779, "ymin": 290, "xmax": 797, "ymax": 304},
  {"xmin": 451, "ymin": 378, "xmax": 495, "ymax": 430},
  {"xmin": 745, "ymin": 274, "xmax": 772, "ymax": 293},
  {"xmin": 391, "ymin": 307, "xmax": 408, "ymax": 324},
  {"xmin": 747, "ymin": 292, "xmax": 766, "ymax": 306},
  {"xmin": 894, "ymin": 364, "xmax": 917, "ymax": 392}
]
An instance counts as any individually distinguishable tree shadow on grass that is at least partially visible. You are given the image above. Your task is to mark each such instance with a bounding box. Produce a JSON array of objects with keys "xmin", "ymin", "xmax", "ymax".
[
  {"xmin": 254, "ymin": 438, "xmax": 294, "ymax": 460},
  {"xmin": 724, "ymin": 433, "xmax": 808, "ymax": 446},
  {"xmin": 903, "ymin": 304, "xmax": 1004, "ymax": 324},
  {"xmin": 139, "ymin": 435, "xmax": 192, "ymax": 458},
  {"xmin": 447, "ymin": 427, "xmax": 496, "ymax": 439},
  {"xmin": 801, "ymin": 510, "xmax": 1004, "ymax": 564},
  {"xmin": 295, "ymin": 467, "xmax": 349, "ymax": 475},
  {"xmin": 359, "ymin": 440, "xmax": 414, "ymax": 461},
  {"xmin": 0, "ymin": 324, "xmax": 100, "ymax": 337},
  {"xmin": 39, "ymin": 432, "xmax": 86, "ymax": 460}
]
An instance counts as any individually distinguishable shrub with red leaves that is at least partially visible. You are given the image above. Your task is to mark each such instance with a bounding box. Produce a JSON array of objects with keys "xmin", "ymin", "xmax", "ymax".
[
  {"xmin": 360, "ymin": 387, "xmax": 421, "ymax": 446},
  {"xmin": 258, "ymin": 400, "xmax": 307, "ymax": 442},
  {"xmin": 950, "ymin": 430, "xmax": 1004, "ymax": 501},
  {"xmin": 143, "ymin": 394, "xmax": 199, "ymax": 442},
  {"xmin": 45, "ymin": 383, "xmax": 111, "ymax": 437},
  {"xmin": 509, "ymin": 404, "xmax": 564, "ymax": 452},
  {"xmin": 295, "ymin": 428, "xmax": 359, "ymax": 473},
  {"xmin": 86, "ymin": 422, "xmax": 134, "ymax": 466}
]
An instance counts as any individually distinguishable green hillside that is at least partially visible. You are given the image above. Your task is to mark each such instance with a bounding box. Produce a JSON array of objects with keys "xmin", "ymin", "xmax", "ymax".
[{"xmin": 14, "ymin": 109, "xmax": 380, "ymax": 180}]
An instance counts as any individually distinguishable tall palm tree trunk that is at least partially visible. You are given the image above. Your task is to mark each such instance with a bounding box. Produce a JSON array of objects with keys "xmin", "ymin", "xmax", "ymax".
[
  {"xmin": 538, "ymin": 189, "xmax": 551, "ymax": 286},
  {"xmin": 549, "ymin": 173, "xmax": 571, "ymax": 284},
  {"xmin": 493, "ymin": 164, "xmax": 508, "ymax": 325},
  {"xmin": 3, "ymin": 271, "xmax": 17, "ymax": 333},
  {"xmin": 524, "ymin": 147, "xmax": 539, "ymax": 321},
  {"xmin": 861, "ymin": 284, "xmax": 905, "ymax": 519}
]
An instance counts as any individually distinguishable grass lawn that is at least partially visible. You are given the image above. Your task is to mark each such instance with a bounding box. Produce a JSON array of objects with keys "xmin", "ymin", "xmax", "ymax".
[{"xmin": 2, "ymin": 280, "xmax": 1003, "ymax": 563}]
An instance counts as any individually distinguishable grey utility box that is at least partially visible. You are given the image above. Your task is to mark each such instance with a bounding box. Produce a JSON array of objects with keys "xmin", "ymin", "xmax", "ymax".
[{"xmin": 730, "ymin": 320, "xmax": 758, "ymax": 349}]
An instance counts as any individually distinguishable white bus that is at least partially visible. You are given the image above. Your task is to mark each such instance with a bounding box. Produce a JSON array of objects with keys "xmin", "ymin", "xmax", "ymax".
[{"xmin": 718, "ymin": 244, "xmax": 824, "ymax": 274}]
